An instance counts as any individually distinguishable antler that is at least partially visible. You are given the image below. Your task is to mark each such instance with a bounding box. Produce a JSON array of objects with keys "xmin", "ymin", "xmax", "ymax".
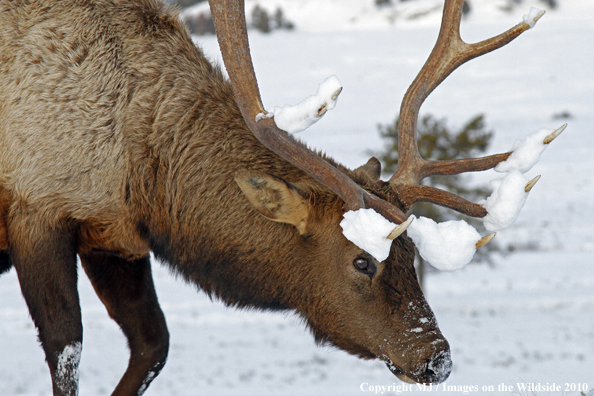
[
  {"xmin": 211, "ymin": 0, "xmax": 547, "ymax": 237},
  {"xmin": 210, "ymin": 0, "xmax": 409, "ymax": 225},
  {"xmin": 388, "ymin": 0, "xmax": 545, "ymax": 217}
]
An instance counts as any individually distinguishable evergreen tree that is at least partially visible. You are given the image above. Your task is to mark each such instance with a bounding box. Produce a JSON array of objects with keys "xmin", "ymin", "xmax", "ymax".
[
  {"xmin": 173, "ymin": 0, "xmax": 206, "ymax": 9},
  {"xmin": 252, "ymin": 5, "xmax": 271, "ymax": 33}
]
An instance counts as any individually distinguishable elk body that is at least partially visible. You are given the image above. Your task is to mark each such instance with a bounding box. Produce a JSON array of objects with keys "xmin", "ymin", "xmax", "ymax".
[{"xmin": 0, "ymin": 0, "xmax": 548, "ymax": 395}]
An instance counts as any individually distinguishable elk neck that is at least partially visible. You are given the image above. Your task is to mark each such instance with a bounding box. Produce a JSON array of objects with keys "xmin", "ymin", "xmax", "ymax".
[{"xmin": 121, "ymin": 34, "xmax": 344, "ymax": 312}]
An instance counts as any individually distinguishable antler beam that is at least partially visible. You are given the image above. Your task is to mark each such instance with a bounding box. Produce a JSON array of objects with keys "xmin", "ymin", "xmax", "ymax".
[
  {"xmin": 211, "ymin": 0, "xmax": 411, "ymax": 224},
  {"xmin": 389, "ymin": 0, "xmax": 544, "ymax": 215},
  {"xmin": 212, "ymin": 0, "xmax": 546, "ymax": 232}
]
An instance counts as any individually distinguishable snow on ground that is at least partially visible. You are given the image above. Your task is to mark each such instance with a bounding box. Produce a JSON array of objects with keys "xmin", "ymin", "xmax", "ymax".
[{"xmin": 1, "ymin": 1, "xmax": 594, "ymax": 395}]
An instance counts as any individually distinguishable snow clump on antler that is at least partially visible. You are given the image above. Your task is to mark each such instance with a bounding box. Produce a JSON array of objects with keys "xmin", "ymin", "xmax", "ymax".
[
  {"xmin": 406, "ymin": 217, "xmax": 481, "ymax": 271},
  {"xmin": 482, "ymin": 125, "xmax": 566, "ymax": 231},
  {"xmin": 340, "ymin": 211, "xmax": 491, "ymax": 271},
  {"xmin": 522, "ymin": 7, "xmax": 546, "ymax": 29},
  {"xmin": 495, "ymin": 128, "xmax": 558, "ymax": 173},
  {"xmin": 340, "ymin": 125, "xmax": 566, "ymax": 271},
  {"xmin": 257, "ymin": 75, "xmax": 343, "ymax": 134},
  {"xmin": 340, "ymin": 209, "xmax": 401, "ymax": 262},
  {"xmin": 482, "ymin": 170, "xmax": 532, "ymax": 232}
]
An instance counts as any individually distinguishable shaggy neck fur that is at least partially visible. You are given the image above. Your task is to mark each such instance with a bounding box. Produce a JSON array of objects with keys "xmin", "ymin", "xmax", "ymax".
[{"xmin": 117, "ymin": 19, "xmax": 339, "ymax": 312}]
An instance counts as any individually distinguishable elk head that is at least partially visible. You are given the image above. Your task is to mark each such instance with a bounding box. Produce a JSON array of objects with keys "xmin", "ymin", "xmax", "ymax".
[{"xmin": 210, "ymin": 0, "xmax": 548, "ymax": 384}]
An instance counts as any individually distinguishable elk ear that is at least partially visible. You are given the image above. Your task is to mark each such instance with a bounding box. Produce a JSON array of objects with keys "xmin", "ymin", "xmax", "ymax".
[
  {"xmin": 354, "ymin": 157, "xmax": 382, "ymax": 180},
  {"xmin": 235, "ymin": 170, "xmax": 310, "ymax": 234}
]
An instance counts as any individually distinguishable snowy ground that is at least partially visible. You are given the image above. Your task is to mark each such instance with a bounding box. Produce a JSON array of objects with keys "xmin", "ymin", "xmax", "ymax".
[{"xmin": 1, "ymin": 1, "xmax": 594, "ymax": 395}]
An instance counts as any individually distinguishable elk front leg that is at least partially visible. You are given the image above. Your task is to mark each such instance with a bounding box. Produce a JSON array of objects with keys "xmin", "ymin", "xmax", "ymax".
[
  {"xmin": 0, "ymin": 251, "xmax": 11, "ymax": 275},
  {"xmin": 0, "ymin": 209, "xmax": 11, "ymax": 275},
  {"xmin": 79, "ymin": 252, "xmax": 169, "ymax": 396},
  {"xmin": 9, "ymin": 220, "xmax": 82, "ymax": 396}
]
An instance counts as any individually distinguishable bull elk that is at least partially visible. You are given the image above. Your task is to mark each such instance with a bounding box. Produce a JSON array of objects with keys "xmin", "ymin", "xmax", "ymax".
[{"xmin": 0, "ymin": 0, "xmax": 558, "ymax": 395}]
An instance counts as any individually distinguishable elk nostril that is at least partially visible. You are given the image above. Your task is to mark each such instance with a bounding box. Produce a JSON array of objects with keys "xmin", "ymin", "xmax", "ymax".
[{"xmin": 424, "ymin": 350, "xmax": 452, "ymax": 384}]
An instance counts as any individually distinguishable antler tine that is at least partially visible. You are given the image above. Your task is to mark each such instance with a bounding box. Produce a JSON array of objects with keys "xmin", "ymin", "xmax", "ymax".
[
  {"xmin": 388, "ymin": 0, "xmax": 541, "ymax": 215},
  {"xmin": 209, "ymin": 0, "xmax": 265, "ymax": 119},
  {"xmin": 210, "ymin": 0, "xmax": 409, "ymax": 224}
]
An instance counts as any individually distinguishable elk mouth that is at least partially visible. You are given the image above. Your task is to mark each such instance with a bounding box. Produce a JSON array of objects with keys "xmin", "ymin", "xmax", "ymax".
[
  {"xmin": 384, "ymin": 349, "xmax": 452, "ymax": 385},
  {"xmin": 385, "ymin": 360, "xmax": 416, "ymax": 384}
]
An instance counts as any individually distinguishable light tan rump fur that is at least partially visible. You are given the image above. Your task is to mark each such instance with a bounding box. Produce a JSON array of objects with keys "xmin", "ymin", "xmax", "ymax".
[{"xmin": 0, "ymin": 0, "xmax": 202, "ymax": 258}]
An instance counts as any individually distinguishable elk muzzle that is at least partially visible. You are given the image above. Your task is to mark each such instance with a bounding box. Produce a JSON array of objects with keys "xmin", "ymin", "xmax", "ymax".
[{"xmin": 386, "ymin": 348, "xmax": 452, "ymax": 384}]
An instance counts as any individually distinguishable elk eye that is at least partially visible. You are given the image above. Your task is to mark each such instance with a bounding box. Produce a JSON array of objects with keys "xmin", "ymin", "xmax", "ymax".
[
  {"xmin": 353, "ymin": 257, "xmax": 377, "ymax": 278},
  {"xmin": 354, "ymin": 258, "xmax": 369, "ymax": 271}
]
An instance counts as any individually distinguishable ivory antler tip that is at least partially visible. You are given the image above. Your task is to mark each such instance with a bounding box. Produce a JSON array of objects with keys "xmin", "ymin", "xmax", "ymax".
[
  {"xmin": 476, "ymin": 232, "xmax": 496, "ymax": 249},
  {"xmin": 525, "ymin": 175, "xmax": 541, "ymax": 193},
  {"xmin": 543, "ymin": 123, "xmax": 567, "ymax": 145},
  {"xmin": 387, "ymin": 216, "xmax": 414, "ymax": 240},
  {"xmin": 317, "ymin": 87, "xmax": 343, "ymax": 118}
]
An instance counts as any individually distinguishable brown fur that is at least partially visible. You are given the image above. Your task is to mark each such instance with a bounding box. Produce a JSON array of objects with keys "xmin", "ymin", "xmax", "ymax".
[{"xmin": 0, "ymin": 1, "xmax": 451, "ymax": 394}]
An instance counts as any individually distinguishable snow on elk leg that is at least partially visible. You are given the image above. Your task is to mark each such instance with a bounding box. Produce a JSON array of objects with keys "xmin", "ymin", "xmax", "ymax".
[
  {"xmin": 79, "ymin": 252, "xmax": 169, "ymax": 396},
  {"xmin": 8, "ymin": 217, "xmax": 82, "ymax": 396}
]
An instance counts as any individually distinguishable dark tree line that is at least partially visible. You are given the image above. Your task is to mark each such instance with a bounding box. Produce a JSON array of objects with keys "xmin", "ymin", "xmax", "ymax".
[{"xmin": 180, "ymin": 2, "xmax": 294, "ymax": 36}]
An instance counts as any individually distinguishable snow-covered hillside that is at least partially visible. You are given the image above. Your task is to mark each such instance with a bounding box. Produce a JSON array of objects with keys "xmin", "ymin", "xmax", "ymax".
[
  {"xmin": 1, "ymin": 0, "xmax": 594, "ymax": 395},
  {"xmin": 183, "ymin": 0, "xmax": 591, "ymax": 32}
]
